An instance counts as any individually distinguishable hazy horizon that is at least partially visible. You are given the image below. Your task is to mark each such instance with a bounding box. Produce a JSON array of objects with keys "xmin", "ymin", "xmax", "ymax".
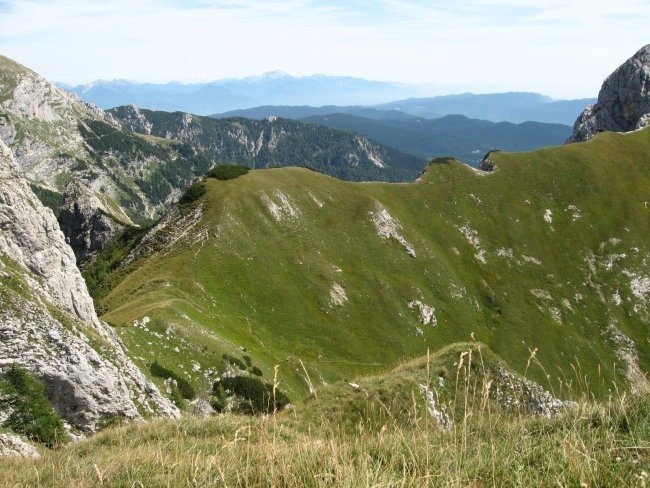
[
  {"xmin": 57, "ymin": 73, "xmax": 598, "ymax": 102},
  {"xmin": 1, "ymin": 0, "xmax": 648, "ymax": 99}
]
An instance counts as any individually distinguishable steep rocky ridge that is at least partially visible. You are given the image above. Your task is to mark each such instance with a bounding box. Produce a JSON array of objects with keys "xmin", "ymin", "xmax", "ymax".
[
  {"xmin": 0, "ymin": 140, "xmax": 178, "ymax": 432},
  {"xmin": 0, "ymin": 55, "xmax": 210, "ymax": 222},
  {"xmin": 59, "ymin": 179, "xmax": 130, "ymax": 263},
  {"xmin": 568, "ymin": 45, "xmax": 650, "ymax": 142},
  {"xmin": 109, "ymin": 105, "xmax": 426, "ymax": 182}
]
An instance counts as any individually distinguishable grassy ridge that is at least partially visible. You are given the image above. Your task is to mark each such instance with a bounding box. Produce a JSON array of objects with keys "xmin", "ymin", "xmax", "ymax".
[{"xmin": 96, "ymin": 128, "xmax": 650, "ymax": 403}]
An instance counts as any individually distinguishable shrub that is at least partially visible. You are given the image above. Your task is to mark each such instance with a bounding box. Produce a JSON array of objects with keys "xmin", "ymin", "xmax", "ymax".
[
  {"xmin": 206, "ymin": 164, "xmax": 249, "ymax": 180},
  {"xmin": 0, "ymin": 365, "xmax": 69, "ymax": 447},
  {"xmin": 28, "ymin": 184, "xmax": 63, "ymax": 218},
  {"xmin": 212, "ymin": 375, "xmax": 290, "ymax": 415},
  {"xmin": 179, "ymin": 181, "xmax": 206, "ymax": 205},
  {"xmin": 250, "ymin": 366, "xmax": 263, "ymax": 377},
  {"xmin": 149, "ymin": 362, "xmax": 196, "ymax": 401},
  {"xmin": 210, "ymin": 383, "xmax": 228, "ymax": 413},
  {"xmin": 430, "ymin": 157, "xmax": 455, "ymax": 165},
  {"xmin": 168, "ymin": 381, "xmax": 186, "ymax": 409},
  {"xmin": 222, "ymin": 354, "xmax": 247, "ymax": 371}
]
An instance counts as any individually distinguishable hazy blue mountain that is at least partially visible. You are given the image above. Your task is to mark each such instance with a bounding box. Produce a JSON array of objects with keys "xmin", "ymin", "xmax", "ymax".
[
  {"xmin": 60, "ymin": 79, "xmax": 255, "ymax": 114},
  {"xmin": 299, "ymin": 113, "xmax": 572, "ymax": 165},
  {"xmin": 212, "ymin": 93, "xmax": 595, "ymax": 125},
  {"xmin": 376, "ymin": 92, "xmax": 596, "ymax": 125},
  {"xmin": 63, "ymin": 74, "xmax": 593, "ymax": 125},
  {"xmin": 213, "ymin": 105, "xmax": 420, "ymax": 121},
  {"xmin": 62, "ymin": 73, "xmax": 420, "ymax": 115}
]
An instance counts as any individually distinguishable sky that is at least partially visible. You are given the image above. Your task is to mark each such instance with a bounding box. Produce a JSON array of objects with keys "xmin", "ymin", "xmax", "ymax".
[{"xmin": 0, "ymin": 0, "xmax": 648, "ymax": 98}]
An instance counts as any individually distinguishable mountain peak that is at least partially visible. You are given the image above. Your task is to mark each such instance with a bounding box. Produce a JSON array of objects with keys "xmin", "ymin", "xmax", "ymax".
[
  {"xmin": 262, "ymin": 70, "xmax": 291, "ymax": 79},
  {"xmin": 567, "ymin": 44, "xmax": 650, "ymax": 142},
  {"xmin": 243, "ymin": 70, "xmax": 292, "ymax": 82}
]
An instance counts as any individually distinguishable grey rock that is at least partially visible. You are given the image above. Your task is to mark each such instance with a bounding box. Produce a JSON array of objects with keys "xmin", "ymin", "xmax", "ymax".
[
  {"xmin": 491, "ymin": 366, "xmax": 577, "ymax": 418},
  {"xmin": 0, "ymin": 434, "xmax": 41, "ymax": 459},
  {"xmin": 190, "ymin": 398, "xmax": 215, "ymax": 418},
  {"xmin": 478, "ymin": 157, "xmax": 495, "ymax": 172},
  {"xmin": 568, "ymin": 45, "xmax": 650, "ymax": 142},
  {"xmin": 0, "ymin": 140, "xmax": 178, "ymax": 431},
  {"xmin": 0, "ymin": 141, "xmax": 98, "ymax": 326},
  {"xmin": 115, "ymin": 104, "xmax": 153, "ymax": 135},
  {"xmin": 59, "ymin": 179, "xmax": 127, "ymax": 263},
  {"xmin": 0, "ymin": 56, "xmax": 187, "ymax": 222}
]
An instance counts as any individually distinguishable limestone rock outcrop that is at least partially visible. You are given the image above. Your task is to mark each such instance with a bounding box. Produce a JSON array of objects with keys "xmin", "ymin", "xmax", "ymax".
[
  {"xmin": 568, "ymin": 45, "xmax": 650, "ymax": 142},
  {"xmin": 0, "ymin": 142, "xmax": 98, "ymax": 326},
  {"xmin": 59, "ymin": 179, "xmax": 130, "ymax": 263},
  {"xmin": 0, "ymin": 434, "xmax": 41, "ymax": 459},
  {"xmin": 0, "ymin": 55, "xmax": 114, "ymax": 180},
  {"xmin": 114, "ymin": 104, "xmax": 153, "ymax": 135},
  {"xmin": 0, "ymin": 140, "xmax": 178, "ymax": 432},
  {"xmin": 0, "ymin": 55, "xmax": 202, "ymax": 222}
]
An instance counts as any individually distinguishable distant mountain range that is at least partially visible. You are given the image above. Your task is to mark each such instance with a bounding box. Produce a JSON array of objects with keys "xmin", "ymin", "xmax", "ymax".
[
  {"xmin": 376, "ymin": 93, "xmax": 596, "ymax": 124},
  {"xmin": 62, "ymin": 75, "xmax": 595, "ymax": 125},
  {"xmin": 60, "ymin": 73, "xmax": 422, "ymax": 115},
  {"xmin": 214, "ymin": 108, "xmax": 572, "ymax": 165},
  {"xmin": 214, "ymin": 105, "xmax": 420, "ymax": 122},
  {"xmin": 216, "ymin": 92, "xmax": 595, "ymax": 126},
  {"xmin": 297, "ymin": 113, "xmax": 572, "ymax": 165},
  {"xmin": 212, "ymin": 95, "xmax": 580, "ymax": 164}
]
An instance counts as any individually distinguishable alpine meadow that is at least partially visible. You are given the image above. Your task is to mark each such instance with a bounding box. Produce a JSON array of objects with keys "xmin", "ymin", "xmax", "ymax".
[{"xmin": 0, "ymin": 25, "xmax": 649, "ymax": 488}]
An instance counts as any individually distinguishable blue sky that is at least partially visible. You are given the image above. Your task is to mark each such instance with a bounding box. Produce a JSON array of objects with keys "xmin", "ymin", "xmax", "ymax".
[{"xmin": 0, "ymin": 0, "xmax": 648, "ymax": 98}]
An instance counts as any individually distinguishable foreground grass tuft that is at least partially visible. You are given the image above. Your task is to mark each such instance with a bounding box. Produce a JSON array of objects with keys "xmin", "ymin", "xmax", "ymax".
[{"xmin": 1, "ymin": 347, "xmax": 648, "ymax": 487}]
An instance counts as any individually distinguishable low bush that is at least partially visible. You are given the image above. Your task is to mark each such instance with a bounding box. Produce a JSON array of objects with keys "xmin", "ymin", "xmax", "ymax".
[
  {"xmin": 179, "ymin": 181, "xmax": 206, "ymax": 205},
  {"xmin": 149, "ymin": 361, "xmax": 196, "ymax": 401},
  {"xmin": 0, "ymin": 365, "xmax": 69, "ymax": 447},
  {"xmin": 206, "ymin": 164, "xmax": 249, "ymax": 180},
  {"xmin": 212, "ymin": 375, "xmax": 290, "ymax": 414},
  {"xmin": 222, "ymin": 354, "xmax": 247, "ymax": 371}
]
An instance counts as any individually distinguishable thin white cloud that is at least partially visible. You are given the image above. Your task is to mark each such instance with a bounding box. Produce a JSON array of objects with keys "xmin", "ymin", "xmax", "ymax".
[{"xmin": 0, "ymin": 0, "xmax": 648, "ymax": 97}]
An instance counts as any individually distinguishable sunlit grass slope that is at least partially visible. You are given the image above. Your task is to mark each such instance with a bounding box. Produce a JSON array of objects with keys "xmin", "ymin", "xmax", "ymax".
[
  {"xmin": 98, "ymin": 128, "xmax": 650, "ymax": 401},
  {"xmin": 2, "ymin": 344, "xmax": 648, "ymax": 487}
]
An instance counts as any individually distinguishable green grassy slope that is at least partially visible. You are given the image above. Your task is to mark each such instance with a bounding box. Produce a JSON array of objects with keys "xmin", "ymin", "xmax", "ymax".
[{"xmin": 97, "ymin": 128, "xmax": 650, "ymax": 402}]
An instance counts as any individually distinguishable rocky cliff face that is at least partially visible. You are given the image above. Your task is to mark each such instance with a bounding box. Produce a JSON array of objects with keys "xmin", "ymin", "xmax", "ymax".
[
  {"xmin": 568, "ymin": 45, "xmax": 650, "ymax": 142},
  {"xmin": 0, "ymin": 140, "xmax": 178, "ymax": 431},
  {"xmin": 0, "ymin": 55, "xmax": 209, "ymax": 223},
  {"xmin": 59, "ymin": 179, "xmax": 129, "ymax": 263},
  {"xmin": 0, "ymin": 143, "xmax": 99, "ymax": 326},
  {"xmin": 116, "ymin": 104, "xmax": 153, "ymax": 135},
  {"xmin": 0, "ymin": 55, "xmax": 112, "ymax": 181}
]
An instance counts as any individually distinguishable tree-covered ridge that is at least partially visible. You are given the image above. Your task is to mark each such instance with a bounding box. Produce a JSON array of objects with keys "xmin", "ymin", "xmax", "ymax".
[
  {"xmin": 78, "ymin": 118, "xmax": 211, "ymax": 214},
  {"xmin": 108, "ymin": 106, "xmax": 427, "ymax": 182},
  {"xmin": 299, "ymin": 113, "xmax": 572, "ymax": 165}
]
